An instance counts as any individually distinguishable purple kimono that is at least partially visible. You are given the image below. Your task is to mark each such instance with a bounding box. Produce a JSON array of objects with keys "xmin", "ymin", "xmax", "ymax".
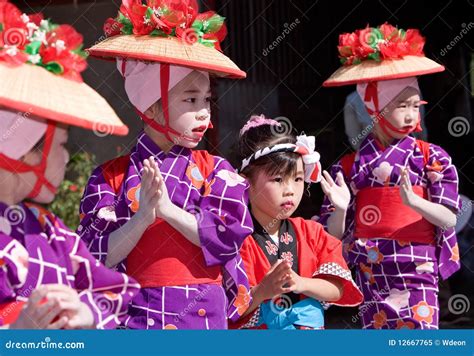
[
  {"xmin": 0, "ymin": 202, "xmax": 139, "ymax": 329},
  {"xmin": 78, "ymin": 132, "xmax": 253, "ymax": 329},
  {"xmin": 319, "ymin": 134, "xmax": 460, "ymax": 329}
]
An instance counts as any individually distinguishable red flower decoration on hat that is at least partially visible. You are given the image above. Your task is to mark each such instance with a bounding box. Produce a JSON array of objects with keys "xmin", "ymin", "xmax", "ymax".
[
  {"xmin": 337, "ymin": 22, "xmax": 425, "ymax": 66},
  {"xmin": 106, "ymin": 0, "xmax": 227, "ymax": 50},
  {"xmin": 0, "ymin": 0, "xmax": 88, "ymax": 81}
]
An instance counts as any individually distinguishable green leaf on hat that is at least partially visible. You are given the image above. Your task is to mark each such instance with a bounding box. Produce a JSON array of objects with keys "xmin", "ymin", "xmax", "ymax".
[
  {"xmin": 150, "ymin": 29, "xmax": 168, "ymax": 37},
  {"xmin": 25, "ymin": 41, "xmax": 42, "ymax": 55},
  {"xmin": 44, "ymin": 61, "xmax": 64, "ymax": 75},
  {"xmin": 118, "ymin": 12, "xmax": 133, "ymax": 35},
  {"xmin": 72, "ymin": 44, "xmax": 88, "ymax": 58},
  {"xmin": 202, "ymin": 14, "xmax": 225, "ymax": 33}
]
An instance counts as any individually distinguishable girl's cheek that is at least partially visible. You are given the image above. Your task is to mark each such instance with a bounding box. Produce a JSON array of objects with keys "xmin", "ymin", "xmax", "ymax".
[{"xmin": 63, "ymin": 148, "xmax": 70, "ymax": 165}]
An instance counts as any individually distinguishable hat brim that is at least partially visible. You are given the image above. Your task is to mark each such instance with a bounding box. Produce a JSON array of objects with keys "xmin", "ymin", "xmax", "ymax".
[
  {"xmin": 87, "ymin": 35, "xmax": 246, "ymax": 79},
  {"xmin": 0, "ymin": 62, "xmax": 128, "ymax": 136},
  {"xmin": 323, "ymin": 56, "xmax": 444, "ymax": 87}
]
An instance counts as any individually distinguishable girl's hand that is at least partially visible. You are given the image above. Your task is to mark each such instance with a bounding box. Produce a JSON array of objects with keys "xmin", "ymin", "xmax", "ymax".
[
  {"xmin": 400, "ymin": 168, "xmax": 419, "ymax": 208},
  {"xmin": 320, "ymin": 171, "xmax": 351, "ymax": 212},
  {"xmin": 285, "ymin": 270, "xmax": 305, "ymax": 294},
  {"xmin": 255, "ymin": 260, "xmax": 293, "ymax": 301},
  {"xmin": 135, "ymin": 156, "xmax": 162, "ymax": 227},
  {"xmin": 148, "ymin": 157, "xmax": 174, "ymax": 220},
  {"xmin": 10, "ymin": 287, "xmax": 68, "ymax": 329},
  {"xmin": 42, "ymin": 284, "xmax": 94, "ymax": 329}
]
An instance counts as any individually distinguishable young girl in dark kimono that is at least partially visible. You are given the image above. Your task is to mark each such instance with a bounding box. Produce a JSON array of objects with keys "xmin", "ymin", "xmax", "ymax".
[{"xmin": 231, "ymin": 115, "xmax": 362, "ymax": 329}]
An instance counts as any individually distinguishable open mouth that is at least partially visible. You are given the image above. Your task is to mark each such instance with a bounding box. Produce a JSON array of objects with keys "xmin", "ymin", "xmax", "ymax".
[{"xmin": 192, "ymin": 125, "xmax": 207, "ymax": 133}]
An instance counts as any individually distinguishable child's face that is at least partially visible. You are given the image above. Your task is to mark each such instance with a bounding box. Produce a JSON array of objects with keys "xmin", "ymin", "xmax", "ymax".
[
  {"xmin": 380, "ymin": 87, "xmax": 421, "ymax": 139},
  {"xmin": 148, "ymin": 70, "xmax": 212, "ymax": 149},
  {"xmin": 249, "ymin": 158, "xmax": 305, "ymax": 224},
  {"xmin": 22, "ymin": 125, "xmax": 69, "ymax": 204}
]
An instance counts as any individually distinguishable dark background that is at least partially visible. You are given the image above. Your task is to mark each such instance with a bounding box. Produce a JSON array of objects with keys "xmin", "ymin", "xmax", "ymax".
[{"xmin": 13, "ymin": 0, "xmax": 474, "ymax": 328}]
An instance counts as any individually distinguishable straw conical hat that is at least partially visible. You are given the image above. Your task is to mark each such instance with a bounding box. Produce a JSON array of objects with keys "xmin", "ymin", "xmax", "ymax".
[
  {"xmin": 323, "ymin": 23, "xmax": 444, "ymax": 87},
  {"xmin": 87, "ymin": 0, "xmax": 245, "ymax": 79},
  {"xmin": 324, "ymin": 55, "xmax": 444, "ymax": 87},
  {"xmin": 0, "ymin": 1, "xmax": 128, "ymax": 135},
  {"xmin": 88, "ymin": 35, "xmax": 245, "ymax": 79},
  {"xmin": 0, "ymin": 62, "xmax": 128, "ymax": 135}
]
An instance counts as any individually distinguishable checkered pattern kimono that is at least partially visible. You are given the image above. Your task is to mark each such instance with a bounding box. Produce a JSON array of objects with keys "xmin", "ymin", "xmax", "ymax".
[
  {"xmin": 78, "ymin": 132, "xmax": 253, "ymax": 329},
  {"xmin": 319, "ymin": 134, "xmax": 461, "ymax": 329},
  {"xmin": 0, "ymin": 202, "xmax": 139, "ymax": 328}
]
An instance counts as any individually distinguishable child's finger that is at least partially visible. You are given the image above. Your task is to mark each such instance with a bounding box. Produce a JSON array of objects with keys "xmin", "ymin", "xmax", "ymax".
[
  {"xmin": 322, "ymin": 171, "xmax": 335, "ymax": 186},
  {"xmin": 319, "ymin": 178, "xmax": 330, "ymax": 194},
  {"xmin": 336, "ymin": 172, "xmax": 346, "ymax": 186},
  {"xmin": 268, "ymin": 259, "xmax": 283, "ymax": 273},
  {"xmin": 47, "ymin": 315, "xmax": 68, "ymax": 330},
  {"xmin": 272, "ymin": 260, "xmax": 291, "ymax": 276},
  {"xmin": 38, "ymin": 299, "xmax": 62, "ymax": 327},
  {"xmin": 28, "ymin": 287, "xmax": 48, "ymax": 307}
]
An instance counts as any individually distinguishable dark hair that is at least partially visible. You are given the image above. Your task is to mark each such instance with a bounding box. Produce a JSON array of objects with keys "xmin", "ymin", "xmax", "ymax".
[{"xmin": 238, "ymin": 120, "xmax": 301, "ymax": 181}]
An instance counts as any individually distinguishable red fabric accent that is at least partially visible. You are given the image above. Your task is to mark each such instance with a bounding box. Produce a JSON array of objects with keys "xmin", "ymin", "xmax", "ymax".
[
  {"xmin": 127, "ymin": 219, "xmax": 223, "ymax": 287},
  {"xmin": 340, "ymin": 152, "xmax": 356, "ymax": 178},
  {"xmin": 416, "ymin": 139, "xmax": 430, "ymax": 164},
  {"xmin": 101, "ymin": 149, "xmax": 219, "ymax": 287},
  {"xmin": 355, "ymin": 186, "xmax": 435, "ymax": 243},
  {"xmin": 88, "ymin": 49, "xmax": 247, "ymax": 79},
  {"xmin": 364, "ymin": 82, "xmax": 379, "ymax": 113},
  {"xmin": 322, "ymin": 66, "xmax": 445, "ymax": 87},
  {"xmin": 160, "ymin": 63, "xmax": 172, "ymax": 142},
  {"xmin": 0, "ymin": 301, "xmax": 25, "ymax": 326},
  {"xmin": 379, "ymin": 115, "xmax": 417, "ymax": 136},
  {"xmin": 0, "ymin": 122, "xmax": 57, "ymax": 198},
  {"xmin": 101, "ymin": 154, "xmax": 131, "ymax": 193},
  {"xmin": 0, "ymin": 97, "xmax": 128, "ymax": 136},
  {"xmin": 123, "ymin": 60, "xmax": 198, "ymax": 143},
  {"xmin": 230, "ymin": 217, "xmax": 363, "ymax": 329},
  {"xmin": 101, "ymin": 150, "xmax": 214, "ymax": 194}
]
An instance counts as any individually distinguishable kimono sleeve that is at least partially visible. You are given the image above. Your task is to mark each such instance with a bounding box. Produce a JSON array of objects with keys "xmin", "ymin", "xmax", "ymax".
[
  {"xmin": 77, "ymin": 164, "xmax": 128, "ymax": 271},
  {"xmin": 68, "ymin": 231, "xmax": 140, "ymax": 329},
  {"xmin": 306, "ymin": 220, "xmax": 363, "ymax": 307},
  {"xmin": 197, "ymin": 157, "xmax": 253, "ymax": 267},
  {"xmin": 426, "ymin": 144, "xmax": 460, "ymax": 212}
]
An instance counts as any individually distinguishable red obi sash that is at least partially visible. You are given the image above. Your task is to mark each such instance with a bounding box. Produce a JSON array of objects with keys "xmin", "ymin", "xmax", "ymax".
[
  {"xmin": 355, "ymin": 186, "xmax": 435, "ymax": 244},
  {"xmin": 127, "ymin": 219, "xmax": 222, "ymax": 288},
  {"xmin": 0, "ymin": 301, "xmax": 25, "ymax": 326}
]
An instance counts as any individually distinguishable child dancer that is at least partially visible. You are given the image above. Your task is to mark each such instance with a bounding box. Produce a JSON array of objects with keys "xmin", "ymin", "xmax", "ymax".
[
  {"xmin": 320, "ymin": 23, "xmax": 461, "ymax": 329},
  {"xmin": 78, "ymin": 0, "xmax": 253, "ymax": 329},
  {"xmin": 231, "ymin": 115, "xmax": 362, "ymax": 329},
  {"xmin": 0, "ymin": 1, "xmax": 138, "ymax": 329}
]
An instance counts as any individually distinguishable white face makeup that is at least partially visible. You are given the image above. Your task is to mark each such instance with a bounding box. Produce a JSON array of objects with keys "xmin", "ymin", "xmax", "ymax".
[
  {"xmin": 24, "ymin": 125, "xmax": 69, "ymax": 204},
  {"xmin": 380, "ymin": 87, "xmax": 421, "ymax": 139},
  {"xmin": 145, "ymin": 70, "xmax": 212, "ymax": 150}
]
